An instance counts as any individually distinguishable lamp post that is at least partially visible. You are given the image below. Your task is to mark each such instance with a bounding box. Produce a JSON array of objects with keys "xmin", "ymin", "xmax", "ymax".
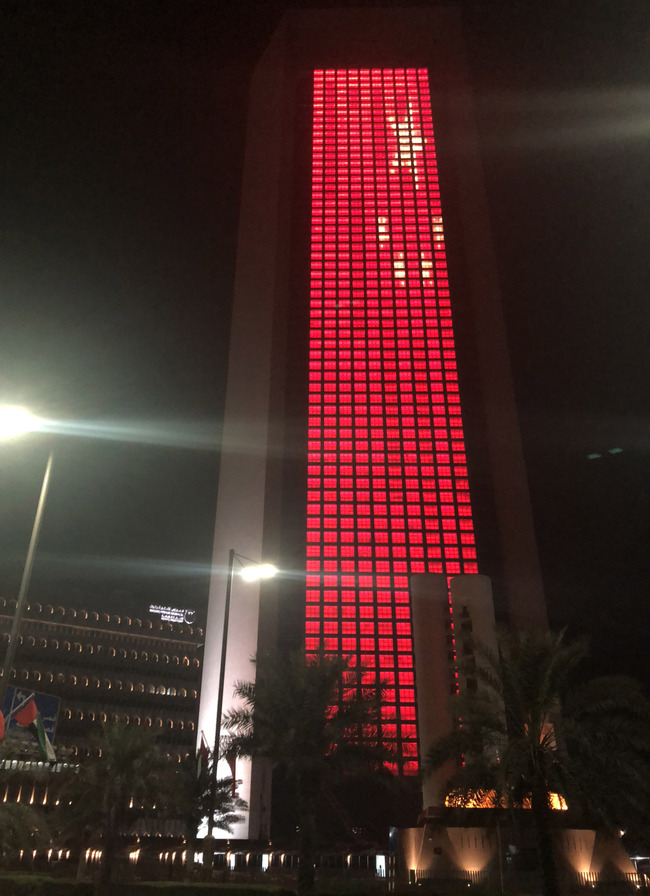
[
  {"xmin": 0, "ymin": 407, "xmax": 50, "ymax": 711},
  {"xmin": 206, "ymin": 548, "xmax": 277, "ymax": 840}
]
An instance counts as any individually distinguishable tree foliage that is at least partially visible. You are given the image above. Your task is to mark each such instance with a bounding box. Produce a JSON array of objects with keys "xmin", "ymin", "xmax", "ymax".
[
  {"xmin": 0, "ymin": 734, "xmax": 53, "ymax": 862},
  {"xmin": 176, "ymin": 752, "xmax": 246, "ymax": 841},
  {"xmin": 0, "ymin": 801, "xmax": 50, "ymax": 863},
  {"xmin": 427, "ymin": 629, "xmax": 650, "ymax": 896},
  {"xmin": 57, "ymin": 722, "xmax": 180, "ymax": 892},
  {"xmin": 223, "ymin": 649, "xmax": 388, "ymax": 896}
]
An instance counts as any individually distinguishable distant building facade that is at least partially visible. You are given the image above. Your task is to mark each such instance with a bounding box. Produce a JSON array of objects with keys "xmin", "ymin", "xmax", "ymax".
[{"xmin": 0, "ymin": 596, "xmax": 202, "ymax": 761}]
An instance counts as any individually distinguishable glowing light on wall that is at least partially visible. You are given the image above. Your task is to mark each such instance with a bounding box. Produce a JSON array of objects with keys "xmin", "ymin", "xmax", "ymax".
[
  {"xmin": 445, "ymin": 790, "xmax": 568, "ymax": 810},
  {"xmin": 306, "ymin": 68, "xmax": 479, "ymax": 774}
]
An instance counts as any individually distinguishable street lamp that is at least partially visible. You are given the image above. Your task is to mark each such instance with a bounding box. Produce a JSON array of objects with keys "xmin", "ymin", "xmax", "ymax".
[
  {"xmin": 206, "ymin": 548, "xmax": 277, "ymax": 840},
  {"xmin": 0, "ymin": 407, "xmax": 51, "ymax": 711}
]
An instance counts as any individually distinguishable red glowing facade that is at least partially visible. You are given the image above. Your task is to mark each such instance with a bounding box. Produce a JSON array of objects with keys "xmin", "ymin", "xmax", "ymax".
[{"xmin": 305, "ymin": 69, "xmax": 479, "ymax": 774}]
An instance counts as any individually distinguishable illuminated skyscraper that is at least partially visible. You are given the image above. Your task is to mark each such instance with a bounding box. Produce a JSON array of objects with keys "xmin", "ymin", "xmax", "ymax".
[{"xmin": 198, "ymin": 9, "xmax": 546, "ymax": 840}]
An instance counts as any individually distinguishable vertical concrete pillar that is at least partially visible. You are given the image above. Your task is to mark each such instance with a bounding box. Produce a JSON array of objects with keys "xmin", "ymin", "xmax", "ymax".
[
  {"xmin": 411, "ymin": 573, "xmax": 453, "ymax": 811},
  {"xmin": 449, "ymin": 575, "xmax": 498, "ymax": 692}
]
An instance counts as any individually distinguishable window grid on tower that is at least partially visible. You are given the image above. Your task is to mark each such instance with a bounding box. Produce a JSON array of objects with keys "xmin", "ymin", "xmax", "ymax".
[{"xmin": 307, "ymin": 68, "xmax": 479, "ymax": 775}]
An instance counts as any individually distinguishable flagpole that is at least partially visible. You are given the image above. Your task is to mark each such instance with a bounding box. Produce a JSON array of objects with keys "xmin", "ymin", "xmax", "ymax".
[
  {"xmin": 207, "ymin": 548, "xmax": 236, "ymax": 840},
  {"xmin": 4, "ymin": 691, "xmax": 36, "ymax": 724}
]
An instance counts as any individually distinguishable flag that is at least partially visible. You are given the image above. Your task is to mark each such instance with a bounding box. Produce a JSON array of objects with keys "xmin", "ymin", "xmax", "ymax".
[
  {"xmin": 197, "ymin": 733, "xmax": 210, "ymax": 779},
  {"xmin": 13, "ymin": 699, "xmax": 37, "ymax": 727},
  {"xmin": 14, "ymin": 699, "xmax": 56, "ymax": 762},
  {"xmin": 226, "ymin": 749, "xmax": 237, "ymax": 797}
]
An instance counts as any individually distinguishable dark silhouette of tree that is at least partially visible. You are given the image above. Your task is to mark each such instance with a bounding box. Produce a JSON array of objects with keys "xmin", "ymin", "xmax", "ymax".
[
  {"xmin": 427, "ymin": 629, "xmax": 650, "ymax": 896},
  {"xmin": 0, "ymin": 732, "xmax": 52, "ymax": 864},
  {"xmin": 0, "ymin": 802, "xmax": 50, "ymax": 865},
  {"xmin": 223, "ymin": 649, "xmax": 387, "ymax": 896},
  {"xmin": 176, "ymin": 752, "xmax": 246, "ymax": 872},
  {"xmin": 57, "ymin": 721, "xmax": 180, "ymax": 894}
]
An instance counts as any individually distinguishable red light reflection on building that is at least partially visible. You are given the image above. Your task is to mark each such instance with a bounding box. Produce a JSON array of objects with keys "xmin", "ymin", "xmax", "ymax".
[{"xmin": 306, "ymin": 69, "xmax": 478, "ymax": 774}]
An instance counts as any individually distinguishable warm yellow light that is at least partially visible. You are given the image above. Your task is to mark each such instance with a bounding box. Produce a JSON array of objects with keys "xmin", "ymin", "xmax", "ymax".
[
  {"xmin": 240, "ymin": 563, "xmax": 278, "ymax": 582},
  {"xmin": 445, "ymin": 790, "xmax": 496, "ymax": 809},
  {"xmin": 0, "ymin": 406, "xmax": 40, "ymax": 439},
  {"xmin": 445, "ymin": 789, "xmax": 567, "ymax": 811}
]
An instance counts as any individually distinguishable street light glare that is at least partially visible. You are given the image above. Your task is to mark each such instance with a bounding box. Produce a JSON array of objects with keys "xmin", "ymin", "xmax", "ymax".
[
  {"xmin": 0, "ymin": 406, "xmax": 40, "ymax": 439},
  {"xmin": 239, "ymin": 563, "xmax": 278, "ymax": 582},
  {"xmin": 207, "ymin": 546, "xmax": 278, "ymax": 844}
]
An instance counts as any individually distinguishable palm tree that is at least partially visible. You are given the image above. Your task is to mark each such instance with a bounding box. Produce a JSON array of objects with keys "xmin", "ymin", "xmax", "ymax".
[
  {"xmin": 58, "ymin": 721, "xmax": 180, "ymax": 893},
  {"xmin": 176, "ymin": 752, "xmax": 246, "ymax": 872},
  {"xmin": 223, "ymin": 649, "xmax": 387, "ymax": 896},
  {"xmin": 0, "ymin": 732, "xmax": 53, "ymax": 865},
  {"xmin": 0, "ymin": 802, "xmax": 51, "ymax": 866},
  {"xmin": 427, "ymin": 629, "xmax": 650, "ymax": 896}
]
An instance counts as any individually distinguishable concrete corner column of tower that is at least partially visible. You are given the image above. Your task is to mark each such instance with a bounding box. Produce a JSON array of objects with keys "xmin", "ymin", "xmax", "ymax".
[
  {"xmin": 412, "ymin": 573, "xmax": 498, "ymax": 815},
  {"xmin": 449, "ymin": 574, "xmax": 499, "ymax": 688},
  {"xmin": 410, "ymin": 573, "xmax": 454, "ymax": 813}
]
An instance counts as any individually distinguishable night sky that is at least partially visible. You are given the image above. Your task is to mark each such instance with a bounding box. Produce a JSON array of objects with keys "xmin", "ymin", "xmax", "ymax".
[{"xmin": 1, "ymin": 2, "xmax": 648, "ymax": 683}]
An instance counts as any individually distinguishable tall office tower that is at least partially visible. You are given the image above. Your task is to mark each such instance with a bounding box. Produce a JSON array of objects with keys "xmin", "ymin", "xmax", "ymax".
[{"xmin": 199, "ymin": 9, "xmax": 546, "ymax": 840}]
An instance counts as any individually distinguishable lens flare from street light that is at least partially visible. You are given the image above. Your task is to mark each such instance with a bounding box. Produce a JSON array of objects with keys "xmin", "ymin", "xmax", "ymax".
[
  {"xmin": 239, "ymin": 563, "xmax": 278, "ymax": 582},
  {"xmin": 0, "ymin": 407, "xmax": 41, "ymax": 439}
]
